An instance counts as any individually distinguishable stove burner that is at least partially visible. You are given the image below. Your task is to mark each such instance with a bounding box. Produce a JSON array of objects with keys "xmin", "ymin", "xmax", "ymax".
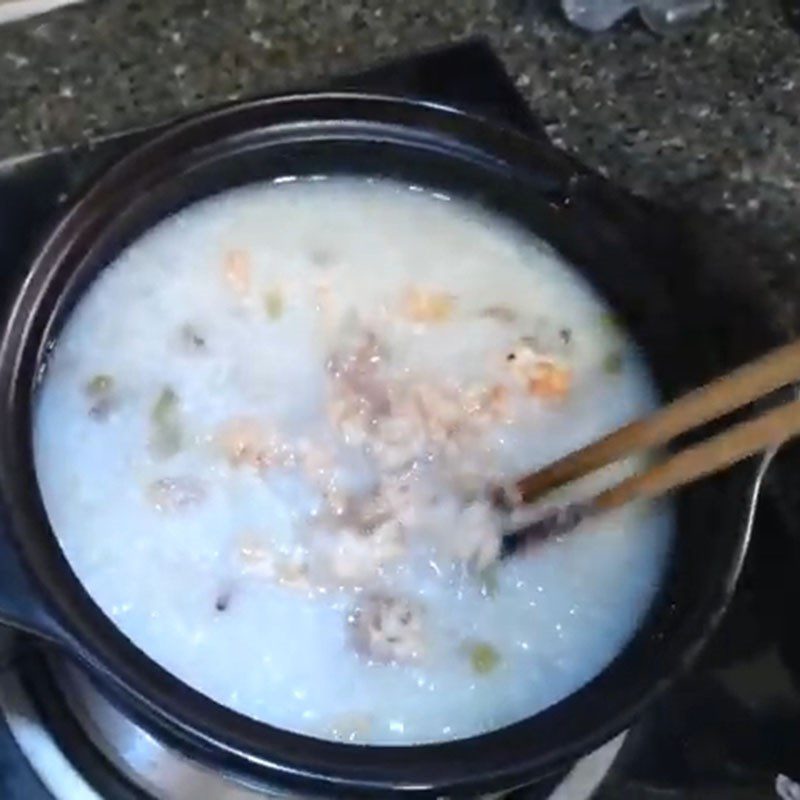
[{"xmin": 0, "ymin": 643, "xmax": 623, "ymax": 800}]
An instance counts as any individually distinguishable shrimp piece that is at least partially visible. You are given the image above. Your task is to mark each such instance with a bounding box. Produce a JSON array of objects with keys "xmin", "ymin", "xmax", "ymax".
[
  {"xmin": 223, "ymin": 248, "xmax": 252, "ymax": 296},
  {"xmin": 216, "ymin": 416, "xmax": 265, "ymax": 467},
  {"xmin": 215, "ymin": 417, "xmax": 286, "ymax": 470},
  {"xmin": 401, "ymin": 286, "xmax": 454, "ymax": 323},
  {"xmin": 349, "ymin": 594, "xmax": 425, "ymax": 662},
  {"xmin": 506, "ymin": 342, "xmax": 571, "ymax": 401},
  {"xmin": 527, "ymin": 360, "xmax": 572, "ymax": 400}
]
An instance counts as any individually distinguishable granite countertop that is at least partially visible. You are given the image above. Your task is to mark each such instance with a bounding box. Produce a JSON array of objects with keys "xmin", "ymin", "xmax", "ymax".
[
  {"xmin": 0, "ymin": 5, "xmax": 798, "ymax": 798},
  {"xmin": 0, "ymin": 0, "xmax": 799, "ymax": 331}
]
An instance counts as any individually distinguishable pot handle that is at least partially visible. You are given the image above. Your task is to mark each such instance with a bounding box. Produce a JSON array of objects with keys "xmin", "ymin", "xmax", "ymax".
[{"xmin": 0, "ymin": 504, "xmax": 64, "ymax": 642}]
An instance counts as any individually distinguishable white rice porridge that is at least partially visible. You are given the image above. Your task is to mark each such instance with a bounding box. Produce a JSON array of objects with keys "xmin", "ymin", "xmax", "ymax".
[{"xmin": 34, "ymin": 178, "xmax": 672, "ymax": 744}]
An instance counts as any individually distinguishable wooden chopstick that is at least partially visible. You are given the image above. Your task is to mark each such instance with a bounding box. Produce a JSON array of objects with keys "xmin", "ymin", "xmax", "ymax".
[
  {"xmin": 510, "ymin": 339, "xmax": 800, "ymax": 507},
  {"xmin": 590, "ymin": 397, "xmax": 800, "ymax": 513},
  {"xmin": 500, "ymin": 397, "xmax": 800, "ymax": 557}
]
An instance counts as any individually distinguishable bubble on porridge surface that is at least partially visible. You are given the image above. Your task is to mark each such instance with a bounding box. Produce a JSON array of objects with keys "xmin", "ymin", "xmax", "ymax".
[{"xmin": 34, "ymin": 177, "xmax": 672, "ymax": 744}]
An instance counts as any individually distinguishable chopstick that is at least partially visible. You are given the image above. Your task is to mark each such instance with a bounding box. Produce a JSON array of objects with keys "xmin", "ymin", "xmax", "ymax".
[
  {"xmin": 589, "ymin": 396, "xmax": 800, "ymax": 512},
  {"xmin": 501, "ymin": 397, "xmax": 800, "ymax": 556},
  {"xmin": 498, "ymin": 339, "xmax": 800, "ymax": 557},
  {"xmin": 508, "ymin": 339, "xmax": 800, "ymax": 508}
]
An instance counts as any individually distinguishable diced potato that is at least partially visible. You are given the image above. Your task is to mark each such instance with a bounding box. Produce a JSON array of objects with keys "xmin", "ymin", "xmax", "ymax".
[
  {"xmin": 223, "ymin": 248, "xmax": 252, "ymax": 296},
  {"xmin": 401, "ymin": 286, "xmax": 454, "ymax": 323}
]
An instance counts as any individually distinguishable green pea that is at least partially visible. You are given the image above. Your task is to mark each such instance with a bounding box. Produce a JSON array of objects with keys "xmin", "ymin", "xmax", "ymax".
[
  {"xmin": 150, "ymin": 386, "xmax": 182, "ymax": 457},
  {"xmin": 468, "ymin": 641, "xmax": 501, "ymax": 675},
  {"xmin": 264, "ymin": 288, "xmax": 284, "ymax": 320},
  {"xmin": 603, "ymin": 351, "xmax": 624, "ymax": 374}
]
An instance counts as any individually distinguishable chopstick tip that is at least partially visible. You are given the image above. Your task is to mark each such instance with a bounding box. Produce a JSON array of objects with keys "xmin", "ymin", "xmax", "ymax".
[{"xmin": 491, "ymin": 484, "xmax": 521, "ymax": 513}]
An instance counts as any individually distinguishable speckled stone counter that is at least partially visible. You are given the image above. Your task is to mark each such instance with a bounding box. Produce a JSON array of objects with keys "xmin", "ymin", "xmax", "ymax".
[
  {"xmin": 1, "ymin": 0, "xmax": 799, "ymax": 330},
  {"xmin": 0, "ymin": 5, "xmax": 799, "ymax": 798}
]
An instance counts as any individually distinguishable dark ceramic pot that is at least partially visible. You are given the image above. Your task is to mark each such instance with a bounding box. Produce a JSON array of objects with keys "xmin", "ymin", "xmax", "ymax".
[{"xmin": 0, "ymin": 93, "xmax": 772, "ymax": 797}]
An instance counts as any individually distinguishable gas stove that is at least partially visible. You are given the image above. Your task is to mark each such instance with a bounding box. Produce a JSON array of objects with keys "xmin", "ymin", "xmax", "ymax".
[
  {"xmin": 0, "ymin": 39, "xmax": 797, "ymax": 800},
  {"xmin": 0, "ymin": 640, "xmax": 627, "ymax": 799}
]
